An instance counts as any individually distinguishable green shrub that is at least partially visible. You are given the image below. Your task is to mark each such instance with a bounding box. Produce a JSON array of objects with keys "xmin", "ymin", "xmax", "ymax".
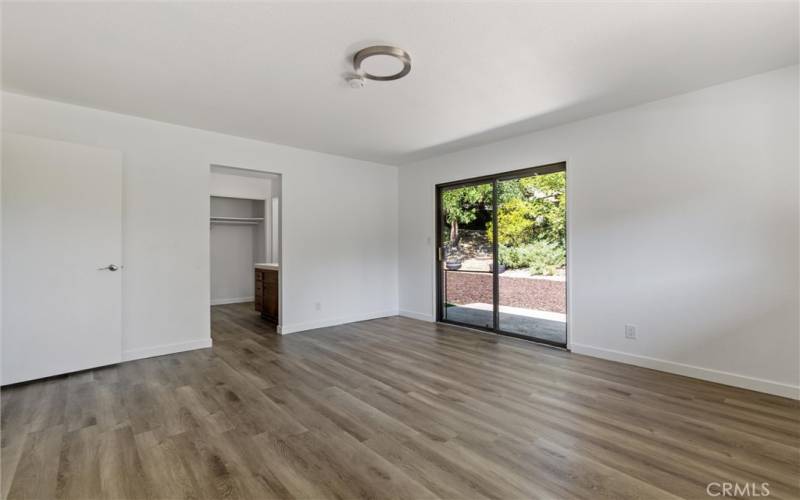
[
  {"xmin": 498, "ymin": 241, "xmax": 565, "ymax": 276},
  {"xmin": 486, "ymin": 172, "xmax": 566, "ymax": 248},
  {"xmin": 487, "ymin": 198, "xmax": 535, "ymax": 246},
  {"xmin": 497, "ymin": 245, "xmax": 528, "ymax": 269}
]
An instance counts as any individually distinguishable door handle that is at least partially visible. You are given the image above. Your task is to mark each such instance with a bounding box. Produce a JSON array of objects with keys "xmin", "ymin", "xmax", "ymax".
[{"xmin": 97, "ymin": 264, "xmax": 121, "ymax": 271}]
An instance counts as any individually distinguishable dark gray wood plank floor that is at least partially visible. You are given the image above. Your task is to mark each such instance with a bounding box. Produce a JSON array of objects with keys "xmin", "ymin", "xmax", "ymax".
[{"xmin": 2, "ymin": 302, "xmax": 798, "ymax": 499}]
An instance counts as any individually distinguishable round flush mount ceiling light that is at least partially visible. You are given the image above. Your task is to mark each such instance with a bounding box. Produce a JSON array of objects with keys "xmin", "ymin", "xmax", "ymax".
[{"xmin": 353, "ymin": 45, "xmax": 411, "ymax": 81}]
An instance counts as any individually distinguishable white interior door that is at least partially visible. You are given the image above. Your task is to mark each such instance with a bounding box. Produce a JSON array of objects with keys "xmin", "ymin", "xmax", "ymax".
[{"xmin": 2, "ymin": 133, "xmax": 123, "ymax": 385}]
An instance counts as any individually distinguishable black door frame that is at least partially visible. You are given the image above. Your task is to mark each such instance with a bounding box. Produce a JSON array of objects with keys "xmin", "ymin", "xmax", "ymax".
[{"xmin": 435, "ymin": 161, "xmax": 568, "ymax": 348}]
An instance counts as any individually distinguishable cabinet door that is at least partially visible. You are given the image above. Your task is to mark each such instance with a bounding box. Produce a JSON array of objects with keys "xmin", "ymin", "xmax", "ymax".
[{"xmin": 264, "ymin": 281, "xmax": 279, "ymax": 320}]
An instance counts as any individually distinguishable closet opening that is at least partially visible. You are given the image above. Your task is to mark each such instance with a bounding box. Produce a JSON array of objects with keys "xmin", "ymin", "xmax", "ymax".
[{"xmin": 209, "ymin": 165, "xmax": 282, "ymax": 333}]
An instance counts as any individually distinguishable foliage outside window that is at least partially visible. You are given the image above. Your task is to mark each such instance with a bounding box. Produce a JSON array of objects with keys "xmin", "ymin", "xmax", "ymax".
[{"xmin": 440, "ymin": 172, "xmax": 566, "ymax": 275}]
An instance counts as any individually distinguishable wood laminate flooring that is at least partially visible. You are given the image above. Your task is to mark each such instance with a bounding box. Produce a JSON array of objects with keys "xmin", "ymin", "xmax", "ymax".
[{"xmin": 2, "ymin": 302, "xmax": 798, "ymax": 499}]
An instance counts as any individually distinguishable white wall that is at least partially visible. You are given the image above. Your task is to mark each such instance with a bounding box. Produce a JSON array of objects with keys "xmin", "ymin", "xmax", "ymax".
[
  {"xmin": 269, "ymin": 180, "xmax": 282, "ymax": 264},
  {"xmin": 2, "ymin": 92, "xmax": 399, "ymax": 358},
  {"xmin": 210, "ymin": 222, "xmax": 256, "ymax": 304},
  {"xmin": 209, "ymin": 167, "xmax": 271, "ymax": 200},
  {"xmin": 398, "ymin": 66, "xmax": 799, "ymax": 398}
]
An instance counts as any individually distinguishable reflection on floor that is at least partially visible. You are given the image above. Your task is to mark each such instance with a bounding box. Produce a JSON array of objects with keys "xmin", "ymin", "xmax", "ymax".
[{"xmin": 444, "ymin": 303, "xmax": 566, "ymax": 344}]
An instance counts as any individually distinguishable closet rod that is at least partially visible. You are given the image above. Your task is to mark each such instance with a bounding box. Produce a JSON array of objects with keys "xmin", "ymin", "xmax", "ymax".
[{"xmin": 209, "ymin": 216, "xmax": 264, "ymax": 225}]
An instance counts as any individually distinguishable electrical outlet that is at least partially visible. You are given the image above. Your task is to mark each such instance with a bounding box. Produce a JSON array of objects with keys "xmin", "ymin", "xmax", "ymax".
[
  {"xmin": 625, "ymin": 324, "xmax": 637, "ymax": 339},
  {"xmin": 314, "ymin": 302, "xmax": 321, "ymax": 311}
]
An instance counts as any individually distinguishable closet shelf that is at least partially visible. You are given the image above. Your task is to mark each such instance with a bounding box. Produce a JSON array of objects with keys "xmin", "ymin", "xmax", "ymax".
[{"xmin": 210, "ymin": 216, "xmax": 264, "ymax": 225}]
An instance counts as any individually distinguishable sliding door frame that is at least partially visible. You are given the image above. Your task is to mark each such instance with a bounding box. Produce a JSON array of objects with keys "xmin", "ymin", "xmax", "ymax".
[{"xmin": 435, "ymin": 161, "xmax": 568, "ymax": 348}]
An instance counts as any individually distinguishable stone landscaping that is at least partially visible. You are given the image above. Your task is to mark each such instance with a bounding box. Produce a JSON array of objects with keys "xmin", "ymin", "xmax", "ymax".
[{"xmin": 444, "ymin": 270, "xmax": 566, "ymax": 313}]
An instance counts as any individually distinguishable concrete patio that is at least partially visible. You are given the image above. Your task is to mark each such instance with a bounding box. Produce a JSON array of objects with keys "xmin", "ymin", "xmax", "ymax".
[{"xmin": 444, "ymin": 303, "xmax": 566, "ymax": 344}]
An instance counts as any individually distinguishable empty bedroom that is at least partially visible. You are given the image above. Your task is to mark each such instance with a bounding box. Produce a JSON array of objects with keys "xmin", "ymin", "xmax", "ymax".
[{"xmin": 1, "ymin": 2, "xmax": 798, "ymax": 499}]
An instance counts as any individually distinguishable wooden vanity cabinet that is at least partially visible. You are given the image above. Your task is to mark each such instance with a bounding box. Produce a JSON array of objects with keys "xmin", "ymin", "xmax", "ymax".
[{"xmin": 255, "ymin": 268, "xmax": 279, "ymax": 323}]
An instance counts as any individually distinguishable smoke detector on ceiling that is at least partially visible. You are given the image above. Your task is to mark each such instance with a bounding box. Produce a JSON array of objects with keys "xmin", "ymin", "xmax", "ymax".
[{"xmin": 346, "ymin": 75, "xmax": 366, "ymax": 89}]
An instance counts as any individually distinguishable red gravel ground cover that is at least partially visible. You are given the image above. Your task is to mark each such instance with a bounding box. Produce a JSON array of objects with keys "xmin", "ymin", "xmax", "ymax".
[{"xmin": 444, "ymin": 271, "xmax": 566, "ymax": 313}]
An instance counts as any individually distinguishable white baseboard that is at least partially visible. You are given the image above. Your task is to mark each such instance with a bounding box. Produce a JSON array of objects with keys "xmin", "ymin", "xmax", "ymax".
[
  {"xmin": 210, "ymin": 296, "xmax": 254, "ymax": 306},
  {"xmin": 279, "ymin": 310, "xmax": 399, "ymax": 335},
  {"xmin": 399, "ymin": 309, "xmax": 435, "ymax": 322},
  {"xmin": 123, "ymin": 338, "xmax": 213, "ymax": 362},
  {"xmin": 571, "ymin": 343, "xmax": 799, "ymax": 400}
]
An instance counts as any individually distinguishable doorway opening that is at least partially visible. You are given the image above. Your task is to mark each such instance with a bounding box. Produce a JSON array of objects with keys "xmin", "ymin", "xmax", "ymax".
[
  {"xmin": 436, "ymin": 162, "xmax": 567, "ymax": 347},
  {"xmin": 209, "ymin": 165, "xmax": 282, "ymax": 332}
]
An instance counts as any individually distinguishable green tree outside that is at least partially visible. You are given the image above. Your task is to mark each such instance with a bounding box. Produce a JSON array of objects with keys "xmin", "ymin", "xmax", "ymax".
[
  {"xmin": 440, "ymin": 184, "xmax": 491, "ymax": 244},
  {"xmin": 440, "ymin": 171, "xmax": 566, "ymax": 275}
]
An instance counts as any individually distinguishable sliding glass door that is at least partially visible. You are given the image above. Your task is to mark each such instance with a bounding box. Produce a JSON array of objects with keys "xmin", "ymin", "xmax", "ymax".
[
  {"xmin": 436, "ymin": 163, "xmax": 567, "ymax": 347},
  {"xmin": 438, "ymin": 180, "xmax": 495, "ymax": 330}
]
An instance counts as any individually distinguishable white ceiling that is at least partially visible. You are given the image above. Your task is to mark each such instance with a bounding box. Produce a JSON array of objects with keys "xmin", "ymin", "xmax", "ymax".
[{"xmin": 3, "ymin": 2, "xmax": 798, "ymax": 165}]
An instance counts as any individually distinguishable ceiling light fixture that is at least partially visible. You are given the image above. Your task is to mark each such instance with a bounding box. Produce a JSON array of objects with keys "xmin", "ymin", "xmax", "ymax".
[{"xmin": 353, "ymin": 45, "xmax": 411, "ymax": 81}]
